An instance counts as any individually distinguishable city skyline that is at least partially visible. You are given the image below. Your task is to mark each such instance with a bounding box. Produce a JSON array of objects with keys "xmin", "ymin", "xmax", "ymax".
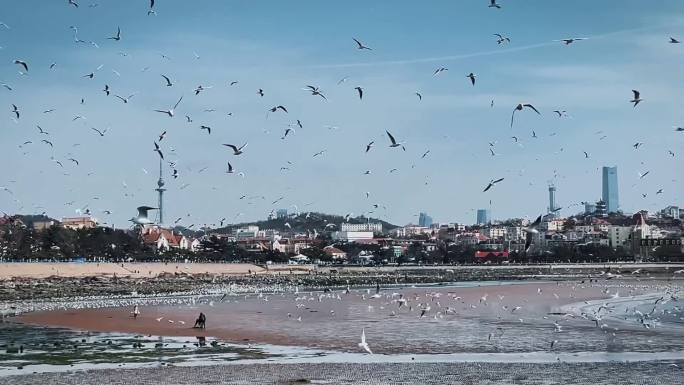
[{"xmin": 0, "ymin": 0, "xmax": 681, "ymax": 229}]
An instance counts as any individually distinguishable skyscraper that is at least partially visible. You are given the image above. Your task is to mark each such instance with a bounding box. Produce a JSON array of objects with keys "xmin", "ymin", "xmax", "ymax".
[
  {"xmin": 602, "ymin": 166, "xmax": 619, "ymax": 213},
  {"xmin": 418, "ymin": 212, "xmax": 433, "ymax": 227},
  {"xmin": 476, "ymin": 209, "xmax": 491, "ymax": 225},
  {"xmin": 548, "ymin": 184, "xmax": 557, "ymax": 216}
]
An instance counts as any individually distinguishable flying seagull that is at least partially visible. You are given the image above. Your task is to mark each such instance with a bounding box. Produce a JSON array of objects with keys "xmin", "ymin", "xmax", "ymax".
[
  {"xmin": 269, "ymin": 105, "xmax": 288, "ymax": 113},
  {"xmin": 523, "ymin": 215, "xmax": 542, "ymax": 252},
  {"xmin": 630, "ymin": 90, "xmax": 643, "ymax": 107},
  {"xmin": 103, "ymin": 84, "xmax": 110, "ymax": 95},
  {"xmin": 153, "ymin": 142, "xmax": 163, "ymax": 159},
  {"xmin": 223, "ymin": 143, "xmax": 247, "ymax": 155},
  {"xmin": 415, "ymin": 92, "xmax": 422, "ymax": 100},
  {"xmin": 11, "ymin": 104, "xmax": 19, "ymax": 119},
  {"xmin": 494, "ymin": 33, "xmax": 510, "ymax": 44},
  {"xmin": 68, "ymin": 0, "xmax": 79, "ymax": 7},
  {"xmin": 161, "ymin": 74, "xmax": 173, "ymax": 86},
  {"xmin": 669, "ymin": 37, "xmax": 680, "ymax": 44},
  {"xmin": 131, "ymin": 206, "xmax": 157, "ymax": 225},
  {"xmin": 365, "ymin": 141, "xmax": 375, "ymax": 153},
  {"xmin": 467, "ymin": 72, "xmax": 476, "ymax": 86},
  {"xmin": 353, "ymin": 38, "xmax": 372, "ymax": 50},
  {"xmin": 37, "ymin": 125, "xmax": 49, "ymax": 135},
  {"xmin": 226, "ymin": 162, "xmax": 234, "ymax": 174},
  {"xmin": 90, "ymin": 127, "xmax": 107, "ymax": 136},
  {"xmin": 386, "ymin": 130, "xmax": 405, "ymax": 150},
  {"xmin": 148, "ymin": 0, "xmax": 156, "ymax": 15},
  {"xmin": 511, "ymin": 103, "xmax": 540, "ymax": 128},
  {"xmin": 433, "ymin": 67, "xmax": 448, "ymax": 76},
  {"xmin": 13, "ymin": 60, "xmax": 28, "ymax": 72},
  {"xmin": 304, "ymin": 85, "xmax": 327, "ymax": 99},
  {"xmin": 489, "ymin": 0, "xmax": 501, "ymax": 9},
  {"xmin": 158, "ymin": 131, "xmax": 167, "ymax": 141},
  {"xmin": 556, "ymin": 38, "xmax": 587, "ymax": 45},
  {"xmin": 358, "ymin": 329, "xmax": 373, "ymax": 354},
  {"xmin": 281, "ymin": 128, "xmax": 294, "ymax": 139},
  {"xmin": 200, "ymin": 125, "xmax": 211, "ymax": 134},
  {"xmin": 154, "ymin": 96, "xmax": 183, "ymax": 117},
  {"xmin": 355, "ymin": 86, "xmax": 364, "ymax": 100},
  {"xmin": 483, "ymin": 177, "xmax": 504, "ymax": 192},
  {"xmin": 114, "ymin": 93, "xmax": 136, "ymax": 103},
  {"xmin": 107, "ymin": 27, "xmax": 121, "ymax": 41}
]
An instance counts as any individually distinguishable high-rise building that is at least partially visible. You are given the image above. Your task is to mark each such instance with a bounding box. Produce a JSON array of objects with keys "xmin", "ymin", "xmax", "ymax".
[
  {"xmin": 476, "ymin": 209, "xmax": 491, "ymax": 225},
  {"xmin": 602, "ymin": 166, "xmax": 619, "ymax": 213},
  {"xmin": 418, "ymin": 212, "xmax": 433, "ymax": 227},
  {"xmin": 276, "ymin": 209, "xmax": 288, "ymax": 219},
  {"xmin": 548, "ymin": 184, "xmax": 557, "ymax": 216}
]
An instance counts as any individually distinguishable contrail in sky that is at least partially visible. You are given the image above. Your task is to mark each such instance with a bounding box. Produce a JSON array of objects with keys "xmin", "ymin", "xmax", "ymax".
[{"xmin": 309, "ymin": 23, "xmax": 683, "ymax": 69}]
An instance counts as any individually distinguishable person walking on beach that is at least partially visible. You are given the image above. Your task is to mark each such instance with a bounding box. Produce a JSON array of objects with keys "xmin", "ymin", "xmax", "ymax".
[
  {"xmin": 132, "ymin": 305, "xmax": 140, "ymax": 319},
  {"xmin": 194, "ymin": 312, "xmax": 206, "ymax": 329}
]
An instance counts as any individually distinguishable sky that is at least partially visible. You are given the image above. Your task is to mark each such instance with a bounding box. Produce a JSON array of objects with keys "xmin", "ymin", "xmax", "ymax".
[{"xmin": 0, "ymin": 0, "xmax": 682, "ymax": 229}]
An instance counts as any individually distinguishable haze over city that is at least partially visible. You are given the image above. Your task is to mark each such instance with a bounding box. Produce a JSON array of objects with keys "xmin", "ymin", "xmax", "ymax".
[{"xmin": 1, "ymin": 0, "xmax": 682, "ymax": 228}]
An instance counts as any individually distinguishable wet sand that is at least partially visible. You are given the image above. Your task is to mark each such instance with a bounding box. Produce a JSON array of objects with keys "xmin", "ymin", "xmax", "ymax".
[{"xmin": 19, "ymin": 280, "xmax": 684, "ymax": 355}]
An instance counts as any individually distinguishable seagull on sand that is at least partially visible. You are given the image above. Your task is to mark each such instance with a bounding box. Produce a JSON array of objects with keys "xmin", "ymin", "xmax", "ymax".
[
  {"xmin": 154, "ymin": 96, "xmax": 183, "ymax": 117},
  {"xmin": 358, "ymin": 329, "xmax": 373, "ymax": 354},
  {"xmin": 223, "ymin": 143, "xmax": 247, "ymax": 155},
  {"xmin": 511, "ymin": 103, "xmax": 541, "ymax": 128}
]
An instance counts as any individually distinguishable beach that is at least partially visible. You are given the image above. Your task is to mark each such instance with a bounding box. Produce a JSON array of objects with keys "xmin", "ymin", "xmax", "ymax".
[{"xmin": 0, "ymin": 262, "xmax": 265, "ymax": 280}]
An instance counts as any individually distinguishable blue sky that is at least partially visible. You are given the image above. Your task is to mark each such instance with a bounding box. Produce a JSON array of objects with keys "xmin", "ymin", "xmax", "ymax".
[{"xmin": 1, "ymin": 0, "xmax": 682, "ymax": 228}]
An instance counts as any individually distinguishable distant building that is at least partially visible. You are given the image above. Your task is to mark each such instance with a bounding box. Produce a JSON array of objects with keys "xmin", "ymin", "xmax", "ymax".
[
  {"xmin": 594, "ymin": 200, "xmax": 607, "ymax": 217},
  {"xmin": 548, "ymin": 184, "xmax": 558, "ymax": 216},
  {"xmin": 476, "ymin": 209, "xmax": 491, "ymax": 225},
  {"xmin": 332, "ymin": 231, "xmax": 374, "ymax": 242},
  {"xmin": 142, "ymin": 226, "xmax": 198, "ymax": 252},
  {"xmin": 584, "ymin": 202, "xmax": 596, "ymax": 215},
  {"xmin": 418, "ymin": 212, "xmax": 433, "ymax": 228},
  {"xmin": 32, "ymin": 219, "xmax": 57, "ymax": 231},
  {"xmin": 602, "ymin": 166, "xmax": 619, "ymax": 213},
  {"xmin": 661, "ymin": 206, "xmax": 680, "ymax": 219},
  {"xmin": 323, "ymin": 246, "xmax": 348, "ymax": 260},
  {"xmin": 340, "ymin": 222, "xmax": 383, "ymax": 233},
  {"xmin": 276, "ymin": 209, "xmax": 288, "ymax": 219},
  {"xmin": 61, "ymin": 216, "xmax": 98, "ymax": 230}
]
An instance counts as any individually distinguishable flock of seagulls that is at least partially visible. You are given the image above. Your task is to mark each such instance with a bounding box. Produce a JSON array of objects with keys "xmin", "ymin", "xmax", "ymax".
[{"xmin": 0, "ymin": 1, "xmax": 680, "ymax": 230}]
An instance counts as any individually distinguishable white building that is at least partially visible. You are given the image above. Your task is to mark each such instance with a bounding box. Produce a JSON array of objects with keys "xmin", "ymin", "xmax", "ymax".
[
  {"xmin": 332, "ymin": 231, "xmax": 374, "ymax": 242},
  {"xmin": 481, "ymin": 227, "xmax": 506, "ymax": 239},
  {"xmin": 340, "ymin": 222, "xmax": 383, "ymax": 233},
  {"xmin": 608, "ymin": 226, "xmax": 632, "ymax": 248}
]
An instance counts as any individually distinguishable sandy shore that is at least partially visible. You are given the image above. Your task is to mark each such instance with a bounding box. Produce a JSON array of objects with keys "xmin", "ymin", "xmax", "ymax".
[
  {"xmin": 2, "ymin": 361, "xmax": 682, "ymax": 384},
  {"xmin": 0, "ymin": 262, "xmax": 265, "ymax": 280}
]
